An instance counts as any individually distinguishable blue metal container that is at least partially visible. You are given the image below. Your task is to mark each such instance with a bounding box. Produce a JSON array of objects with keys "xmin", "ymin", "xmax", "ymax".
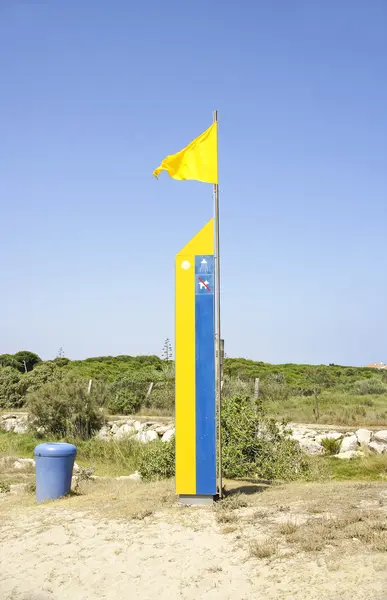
[{"xmin": 34, "ymin": 442, "xmax": 77, "ymax": 503}]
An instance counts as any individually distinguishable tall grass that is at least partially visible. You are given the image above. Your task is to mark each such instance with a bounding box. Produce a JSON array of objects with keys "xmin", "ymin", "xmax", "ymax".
[
  {"xmin": 0, "ymin": 431, "xmax": 143, "ymax": 477},
  {"xmin": 266, "ymin": 391, "xmax": 387, "ymax": 426}
]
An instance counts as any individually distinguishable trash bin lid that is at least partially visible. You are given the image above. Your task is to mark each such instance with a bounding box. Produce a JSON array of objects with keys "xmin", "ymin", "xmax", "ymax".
[{"xmin": 34, "ymin": 442, "xmax": 77, "ymax": 458}]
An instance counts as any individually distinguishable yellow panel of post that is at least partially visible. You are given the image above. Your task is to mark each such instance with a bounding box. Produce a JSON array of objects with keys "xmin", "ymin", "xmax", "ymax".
[{"xmin": 175, "ymin": 219, "xmax": 215, "ymax": 496}]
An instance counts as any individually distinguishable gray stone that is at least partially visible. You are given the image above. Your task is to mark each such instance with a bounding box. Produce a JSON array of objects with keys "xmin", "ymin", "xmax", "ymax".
[
  {"xmin": 161, "ymin": 429, "xmax": 175, "ymax": 443},
  {"xmin": 117, "ymin": 471, "xmax": 142, "ymax": 482},
  {"xmin": 155, "ymin": 424, "xmax": 171, "ymax": 435},
  {"xmin": 336, "ymin": 450, "xmax": 364, "ymax": 459},
  {"xmin": 297, "ymin": 439, "xmax": 323, "ymax": 455},
  {"xmin": 10, "ymin": 483, "xmax": 28, "ymax": 494},
  {"xmin": 12, "ymin": 459, "xmax": 34, "ymax": 470},
  {"xmin": 13, "ymin": 421, "xmax": 28, "ymax": 434},
  {"xmin": 369, "ymin": 441, "xmax": 387, "ymax": 454},
  {"xmin": 2, "ymin": 418, "xmax": 17, "ymax": 432},
  {"xmin": 114, "ymin": 424, "xmax": 136, "ymax": 440},
  {"xmin": 304, "ymin": 430, "xmax": 318, "ymax": 439},
  {"xmin": 136, "ymin": 430, "xmax": 158, "ymax": 444},
  {"xmin": 374, "ymin": 430, "xmax": 387, "ymax": 444},
  {"xmin": 340, "ymin": 435, "xmax": 358, "ymax": 453},
  {"xmin": 18, "ymin": 458, "xmax": 35, "ymax": 467},
  {"xmin": 355, "ymin": 429, "xmax": 372, "ymax": 446},
  {"xmin": 134, "ymin": 421, "xmax": 147, "ymax": 432},
  {"xmin": 73, "ymin": 462, "xmax": 80, "ymax": 473},
  {"xmin": 96, "ymin": 426, "xmax": 111, "ymax": 441}
]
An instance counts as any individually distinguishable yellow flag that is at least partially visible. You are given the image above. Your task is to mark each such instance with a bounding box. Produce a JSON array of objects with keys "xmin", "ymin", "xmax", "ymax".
[{"xmin": 153, "ymin": 122, "xmax": 218, "ymax": 184}]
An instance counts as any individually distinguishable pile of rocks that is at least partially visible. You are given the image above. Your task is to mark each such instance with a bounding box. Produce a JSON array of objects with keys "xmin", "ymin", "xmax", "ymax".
[
  {"xmin": 289, "ymin": 424, "xmax": 387, "ymax": 458},
  {"xmin": 2, "ymin": 413, "xmax": 387, "ymax": 459},
  {"xmin": 0, "ymin": 414, "xmax": 175, "ymax": 445},
  {"xmin": 96, "ymin": 419, "xmax": 175, "ymax": 444},
  {"xmin": 0, "ymin": 414, "xmax": 28, "ymax": 434}
]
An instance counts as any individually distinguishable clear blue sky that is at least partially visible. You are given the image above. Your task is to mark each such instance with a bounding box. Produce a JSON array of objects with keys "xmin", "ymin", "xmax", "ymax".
[{"xmin": 1, "ymin": 0, "xmax": 386, "ymax": 366}]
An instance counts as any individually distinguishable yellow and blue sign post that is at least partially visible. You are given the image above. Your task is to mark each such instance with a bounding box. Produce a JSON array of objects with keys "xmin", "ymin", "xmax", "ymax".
[{"xmin": 175, "ymin": 219, "xmax": 217, "ymax": 503}]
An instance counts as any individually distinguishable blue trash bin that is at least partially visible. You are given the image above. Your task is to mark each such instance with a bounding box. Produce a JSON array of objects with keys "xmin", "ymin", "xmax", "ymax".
[{"xmin": 34, "ymin": 442, "xmax": 77, "ymax": 503}]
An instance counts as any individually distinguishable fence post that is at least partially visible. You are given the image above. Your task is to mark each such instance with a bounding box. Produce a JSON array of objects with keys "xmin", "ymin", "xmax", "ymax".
[
  {"xmin": 146, "ymin": 382, "xmax": 154, "ymax": 400},
  {"xmin": 254, "ymin": 378, "xmax": 260, "ymax": 399}
]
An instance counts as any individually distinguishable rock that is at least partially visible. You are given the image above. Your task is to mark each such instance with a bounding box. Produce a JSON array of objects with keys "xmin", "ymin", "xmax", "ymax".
[
  {"xmin": 136, "ymin": 430, "xmax": 158, "ymax": 444},
  {"xmin": 155, "ymin": 424, "xmax": 171, "ymax": 435},
  {"xmin": 304, "ymin": 430, "xmax": 318, "ymax": 439},
  {"xmin": 12, "ymin": 459, "xmax": 35, "ymax": 470},
  {"xmin": 374, "ymin": 430, "xmax": 387, "ymax": 444},
  {"xmin": 110, "ymin": 423, "xmax": 119, "ymax": 434},
  {"xmin": 19, "ymin": 458, "xmax": 35, "ymax": 467},
  {"xmin": 355, "ymin": 429, "xmax": 372, "ymax": 446},
  {"xmin": 73, "ymin": 462, "xmax": 80, "ymax": 473},
  {"xmin": 96, "ymin": 426, "xmax": 111, "ymax": 441},
  {"xmin": 0, "ymin": 456, "xmax": 14, "ymax": 469},
  {"xmin": 10, "ymin": 483, "xmax": 28, "ymax": 494},
  {"xmin": 2, "ymin": 418, "xmax": 17, "ymax": 432},
  {"xmin": 114, "ymin": 424, "xmax": 136, "ymax": 440},
  {"xmin": 336, "ymin": 450, "xmax": 364, "ymax": 459},
  {"xmin": 340, "ymin": 435, "xmax": 358, "ymax": 453},
  {"xmin": 161, "ymin": 429, "xmax": 175, "ymax": 443},
  {"xmin": 369, "ymin": 441, "xmax": 387, "ymax": 454},
  {"xmin": 13, "ymin": 421, "xmax": 28, "ymax": 434},
  {"xmin": 297, "ymin": 439, "xmax": 323, "ymax": 455},
  {"xmin": 134, "ymin": 421, "xmax": 147, "ymax": 432},
  {"xmin": 117, "ymin": 471, "xmax": 142, "ymax": 482}
]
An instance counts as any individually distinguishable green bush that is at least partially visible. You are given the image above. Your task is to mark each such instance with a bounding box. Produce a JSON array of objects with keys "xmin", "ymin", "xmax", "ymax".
[
  {"xmin": 27, "ymin": 378, "xmax": 104, "ymax": 439},
  {"xmin": 25, "ymin": 362, "xmax": 62, "ymax": 393},
  {"xmin": 221, "ymin": 395, "xmax": 309, "ymax": 481},
  {"xmin": 0, "ymin": 367, "xmax": 27, "ymax": 408},
  {"xmin": 107, "ymin": 391, "xmax": 140, "ymax": 415},
  {"xmin": 147, "ymin": 384, "xmax": 175, "ymax": 413},
  {"xmin": 138, "ymin": 439, "xmax": 175, "ymax": 481},
  {"xmin": 353, "ymin": 377, "xmax": 387, "ymax": 396}
]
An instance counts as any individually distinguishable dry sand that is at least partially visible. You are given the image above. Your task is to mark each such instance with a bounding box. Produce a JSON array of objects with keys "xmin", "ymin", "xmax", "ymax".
[{"xmin": 1, "ymin": 480, "xmax": 387, "ymax": 600}]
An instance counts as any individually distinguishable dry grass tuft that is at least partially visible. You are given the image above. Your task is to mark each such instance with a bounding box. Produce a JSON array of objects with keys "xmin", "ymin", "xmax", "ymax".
[
  {"xmin": 215, "ymin": 510, "xmax": 237, "ymax": 524},
  {"xmin": 307, "ymin": 502, "xmax": 325, "ymax": 514},
  {"xmin": 219, "ymin": 493, "xmax": 249, "ymax": 510},
  {"xmin": 214, "ymin": 492, "xmax": 248, "ymax": 525},
  {"xmin": 220, "ymin": 525, "xmax": 237, "ymax": 534},
  {"xmin": 67, "ymin": 478, "xmax": 176, "ymax": 520},
  {"xmin": 249, "ymin": 539, "xmax": 278, "ymax": 559},
  {"xmin": 279, "ymin": 521, "xmax": 299, "ymax": 535},
  {"xmin": 280, "ymin": 509, "xmax": 387, "ymax": 554}
]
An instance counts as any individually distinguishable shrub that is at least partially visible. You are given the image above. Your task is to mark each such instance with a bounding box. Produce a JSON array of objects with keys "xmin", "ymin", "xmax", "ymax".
[
  {"xmin": 147, "ymin": 384, "xmax": 175, "ymax": 413},
  {"xmin": 222, "ymin": 375, "xmax": 253, "ymax": 399},
  {"xmin": 107, "ymin": 376, "xmax": 144, "ymax": 414},
  {"xmin": 321, "ymin": 437, "xmax": 342, "ymax": 456},
  {"xmin": 353, "ymin": 377, "xmax": 387, "ymax": 396},
  {"xmin": 107, "ymin": 391, "xmax": 140, "ymax": 415},
  {"xmin": 25, "ymin": 362, "xmax": 62, "ymax": 393},
  {"xmin": 0, "ymin": 367, "xmax": 27, "ymax": 408},
  {"xmin": 27, "ymin": 378, "xmax": 104, "ymax": 439},
  {"xmin": 138, "ymin": 439, "xmax": 175, "ymax": 481},
  {"xmin": 221, "ymin": 395, "xmax": 309, "ymax": 481},
  {"xmin": 13, "ymin": 351, "xmax": 41, "ymax": 372}
]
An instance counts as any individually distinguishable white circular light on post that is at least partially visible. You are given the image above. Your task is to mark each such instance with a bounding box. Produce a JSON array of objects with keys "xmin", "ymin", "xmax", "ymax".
[{"xmin": 181, "ymin": 260, "xmax": 191, "ymax": 270}]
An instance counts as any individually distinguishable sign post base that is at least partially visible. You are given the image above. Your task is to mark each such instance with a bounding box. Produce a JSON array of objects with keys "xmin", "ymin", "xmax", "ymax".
[{"xmin": 179, "ymin": 494, "xmax": 218, "ymax": 506}]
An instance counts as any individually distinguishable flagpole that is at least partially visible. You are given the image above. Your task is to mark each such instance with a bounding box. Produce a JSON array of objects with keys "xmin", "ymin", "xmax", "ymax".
[{"xmin": 213, "ymin": 109, "xmax": 222, "ymax": 499}]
